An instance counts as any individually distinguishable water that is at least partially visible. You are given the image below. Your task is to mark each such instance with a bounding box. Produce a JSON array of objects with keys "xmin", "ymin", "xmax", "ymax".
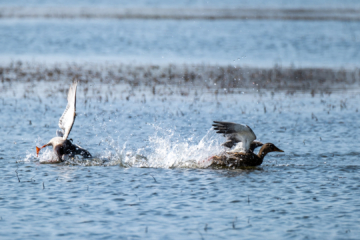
[
  {"xmin": 1, "ymin": 1, "xmax": 360, "ymax": 239},
  {"xmin": 1, "ymin": 0, "xmax": 360, "ymax": 8},
  {"xmin": 0, "ymin": 19, "xmax": 359, "ymax": 67},
  {"xmin": 1, "ymin": 82, "xmax": 360, "ymax": 239}
]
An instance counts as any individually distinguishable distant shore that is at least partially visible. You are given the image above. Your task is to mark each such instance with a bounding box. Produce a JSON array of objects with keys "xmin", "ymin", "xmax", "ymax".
[
  {"xmin": 1, "ymin": 7, "xmax": 360, "ymax": 21},
  {"xmin": 1, "ymin": 61, "xmax": 359, "ymax": 97}
]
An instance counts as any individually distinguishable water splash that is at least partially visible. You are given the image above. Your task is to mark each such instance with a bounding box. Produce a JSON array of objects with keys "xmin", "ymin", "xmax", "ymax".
[
  {"xmin": 29, "ymin": 124, "xmax": 225, "ymax": 167},
  {"xmin": 103, "ymin": 125, "xmax": 224, "ymax": 168},
  {"xmin": 38, "ymin": 148, "xmax": 61, "ymax": 163}
]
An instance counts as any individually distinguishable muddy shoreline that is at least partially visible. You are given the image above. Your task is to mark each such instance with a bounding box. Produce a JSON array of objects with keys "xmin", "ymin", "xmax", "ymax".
[{"xmin": 1, "ymin": 62, "xmax": 359, "ymax": 97}]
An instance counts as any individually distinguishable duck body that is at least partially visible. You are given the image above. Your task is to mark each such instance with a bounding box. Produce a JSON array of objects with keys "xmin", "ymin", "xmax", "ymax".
[
  {"xmin": 36, "ymin": 81, "xmax": 92, "ymax": 162},
  {"xmin": 45, "ymin": 137, "xmax": 92, "ymax": 161},
  {"xmin": 210, "ymin": 152, "xmax": 263, "ymax": 167},
  {"xmin": 208, "ymin": 143, "xmax": 284, "ymax": 168}
]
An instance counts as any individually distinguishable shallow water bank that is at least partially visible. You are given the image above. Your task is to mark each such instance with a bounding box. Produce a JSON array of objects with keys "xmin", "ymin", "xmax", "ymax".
[{"xmin": 2, "ymin": 62, "xmax": 360, "ymax": 98}]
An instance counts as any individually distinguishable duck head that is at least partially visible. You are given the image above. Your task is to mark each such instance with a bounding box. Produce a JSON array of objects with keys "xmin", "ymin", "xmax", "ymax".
[
  {"xmin": 266, "ymin": 143, "xmax": 283, "ymax": 152},
  {"xmin": 258, "ymin": 143, "xmax": 284, "ymax": 159}
]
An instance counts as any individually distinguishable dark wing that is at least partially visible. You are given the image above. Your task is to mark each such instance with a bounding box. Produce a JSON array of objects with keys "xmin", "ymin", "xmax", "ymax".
[
  {"xmin": 66, "ymin": 143, "xmax": 92, "ymax": 158},
  {"xmin": 222, "ymin": 139, "xmax": 238, "ymax": 149},
  {"xmin": 223, "ymin": 139, "xmax": 263, "ymax": 152},
  {"xmin": 212, "ymin": 121, "xmax": 256, "ymax": 151},
  {"xmin": 59, "ymin": 81, "xmax": 77, "ymax": 140},
  {"xmin": 249, "ymin": 140, "xmax": 263, "ymax": 152}
]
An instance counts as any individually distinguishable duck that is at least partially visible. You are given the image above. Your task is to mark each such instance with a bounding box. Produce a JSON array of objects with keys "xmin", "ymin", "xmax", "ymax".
[
  {"xmin": 36, "ymin": 81, "xmax": 92, "ymax": 162},
  {"xmin": 208, "ymin": 121, "xmax": 283, "ymax": 167}
]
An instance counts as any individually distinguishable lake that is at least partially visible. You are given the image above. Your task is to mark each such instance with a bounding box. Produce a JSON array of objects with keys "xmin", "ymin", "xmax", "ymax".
[{"xmin": 1, "ymin": 1, "xmax": 360, "ymax": 239}]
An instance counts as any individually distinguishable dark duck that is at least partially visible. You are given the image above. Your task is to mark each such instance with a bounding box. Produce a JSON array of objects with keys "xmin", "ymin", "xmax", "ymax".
[
  {"xmin": 36, "ymin": 81, "xmax": 92, "ymax": 162},
  {"xmin": 208, "ymin": 121, "xmax": 283, "ymax": 167}
]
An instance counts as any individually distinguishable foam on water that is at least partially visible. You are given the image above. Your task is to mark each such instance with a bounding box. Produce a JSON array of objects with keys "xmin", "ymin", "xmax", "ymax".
[
  {"xmin": 101, "ymin": 125, "xmax": 224, "ymax": 168},
  {"xmin": 134, "ymin": 126, "xmax": 222, "ymax": 168}
]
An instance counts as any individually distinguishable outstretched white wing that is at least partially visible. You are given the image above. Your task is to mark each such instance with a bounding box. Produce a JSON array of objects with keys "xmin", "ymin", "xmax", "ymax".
[
  {"xmin": 212, "ymin": 121, "xmax": 256, "ymax": 152},
  {"xmin": 58, "ymin": 81, "xmax": 77, "ymax": 140}
]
